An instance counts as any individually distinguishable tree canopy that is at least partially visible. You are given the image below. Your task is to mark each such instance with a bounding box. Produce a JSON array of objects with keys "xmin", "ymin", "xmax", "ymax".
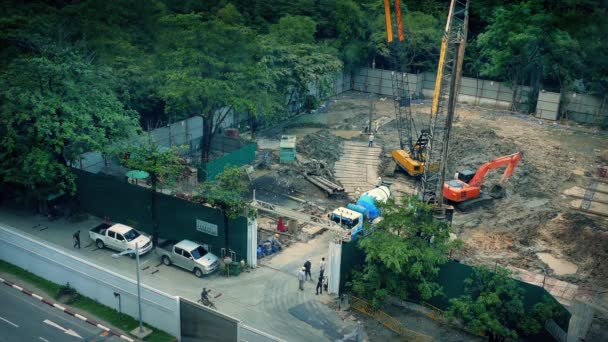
[
  {"xmin": 351, "ymin": 196, "xmax": 460, "ymax": 307},
  {"xmin": 1, "ymin": 0, "xmax": 606, "ymax": 196},
  {"xmin": 447, "ymin": 266, "xmax": 563, "ymax": 342}
]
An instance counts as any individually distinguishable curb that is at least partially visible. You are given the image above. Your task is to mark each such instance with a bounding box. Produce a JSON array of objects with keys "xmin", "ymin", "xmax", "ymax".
[{"xmin": 0, "ymin": 276, "xmax": 135, "ymax": 342}]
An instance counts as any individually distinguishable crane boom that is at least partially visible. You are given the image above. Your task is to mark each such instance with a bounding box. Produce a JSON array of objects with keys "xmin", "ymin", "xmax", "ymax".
[
  {"xmin": 420, "ymin": 0, "xmax": 469, "ymax": 219},
  {"xmin": 468, "ymin": 152, "xmax": 522, "ymax": 188}
]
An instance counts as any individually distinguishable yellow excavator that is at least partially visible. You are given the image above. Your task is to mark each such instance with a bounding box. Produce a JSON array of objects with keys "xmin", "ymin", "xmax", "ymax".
[{"xmin": 384, "ymin": 0, "xmax": 436, "ymax": 177}]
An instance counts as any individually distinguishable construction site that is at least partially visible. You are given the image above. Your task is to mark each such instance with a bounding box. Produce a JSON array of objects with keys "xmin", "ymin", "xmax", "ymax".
[{"xmin": 244, "ymin": 1, "xmax": 608, "ymax": 339}]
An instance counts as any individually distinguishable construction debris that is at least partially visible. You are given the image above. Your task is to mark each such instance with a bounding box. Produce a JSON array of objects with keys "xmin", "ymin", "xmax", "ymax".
[{"xmin": 303, "ymin": 174, "xmax": 344, "ymax": 195}]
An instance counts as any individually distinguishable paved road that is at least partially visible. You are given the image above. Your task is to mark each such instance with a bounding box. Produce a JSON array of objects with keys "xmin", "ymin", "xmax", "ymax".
[
  {"xmin": 0, "ymin": 207, "xmax": 357, "ymax": 341},
  {"xmin": 0, "ymin": 284, "xmax": 121, "ymax": 342}
]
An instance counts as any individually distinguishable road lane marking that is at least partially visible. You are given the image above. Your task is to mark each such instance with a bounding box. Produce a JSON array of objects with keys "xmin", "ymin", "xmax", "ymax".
[
  {"xmin": 53, "ymin": 303, "xmax": 66, "ymax": 311},
  {"xmin": 32, "ymin": 293, "xmax": 44, "ymax": 300},
  {"xmin": 74, "ymin": 314, "xmax": 87, "ymax": 321},
  {"xmin": 97, "ymin": 323, "xmax": 110, "ymax": 331},
  {"xmin": 39, "ymin": 337, "xmax": 50, "ymax": 342},
  {"xmin": 12, "ymin": 284, "xmax": 23, "ymax": 291},
  {"xmin": 0, "ymin": 316, "xmax": 19, "ymax": 327},
  {"xmin": 43, "ymin": 319, "xmax": 83, "ymax": 339}
]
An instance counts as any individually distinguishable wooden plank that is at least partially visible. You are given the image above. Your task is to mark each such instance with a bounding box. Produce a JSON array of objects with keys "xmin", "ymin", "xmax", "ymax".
[
  {"xmin": 570, "ymin": 199, "xmax": 608, "ymax": 217},
  {"xmin": 594, "ymin": 182, "xmax": 608, "ymax": 194},
  {"xmin": 563, "ymin": 186, "xmax": 608, "ymax": 205}
]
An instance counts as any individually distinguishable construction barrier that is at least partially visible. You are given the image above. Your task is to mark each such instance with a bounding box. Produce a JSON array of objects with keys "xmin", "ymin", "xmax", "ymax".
[{"xmin": 350, "ymin": 296, "xmax": 433, "ymax": 342}]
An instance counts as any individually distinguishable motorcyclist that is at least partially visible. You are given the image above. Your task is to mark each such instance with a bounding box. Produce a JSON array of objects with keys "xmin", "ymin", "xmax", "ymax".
[{"xmin": 201, "ymin": 288, "xmax": 210, "ymax": 304}]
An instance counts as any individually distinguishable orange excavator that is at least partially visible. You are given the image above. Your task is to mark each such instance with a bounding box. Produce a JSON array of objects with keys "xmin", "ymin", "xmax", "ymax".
[{"xmin": 443, "ymin": 152, "xmax": 522, "ymax": 211}]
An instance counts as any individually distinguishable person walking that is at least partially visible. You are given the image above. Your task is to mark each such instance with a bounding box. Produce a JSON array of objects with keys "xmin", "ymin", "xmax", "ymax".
[
  {"xmin": 304, "ymin": 259, "xmax": 312, "ymax": 281},
  {"xmin": 319, "ymin": 257, "xmax": 326, "ymax": 278},
  {"xmin": 368, "ymin": 133, "xmax": 374, "ymax": 147},
  {"xmin": 316, "ymin": 275, "xmax": 324, "ymax": 295},
  {"xmin": 73, "ymin": 230, "xmax": 80, "ymax": 249},
  {"xmin": 298, "ymin": 267, "xmax": 306, "ymax": 291}
]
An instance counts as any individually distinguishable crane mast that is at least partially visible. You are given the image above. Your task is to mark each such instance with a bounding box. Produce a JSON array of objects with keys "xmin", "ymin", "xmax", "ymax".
[{"xmin": 420, "ymin": 0, "xmax": 469, "ymax": 219}]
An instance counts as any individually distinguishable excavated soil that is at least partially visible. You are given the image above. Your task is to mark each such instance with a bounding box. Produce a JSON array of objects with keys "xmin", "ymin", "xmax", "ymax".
[
  {"xmin": 296, "ymin": 129, "xmax": 344, "ymax": 168},
  {"xmin": 255, "ymin": 91, "xmax": 608, "ymax": 288}
]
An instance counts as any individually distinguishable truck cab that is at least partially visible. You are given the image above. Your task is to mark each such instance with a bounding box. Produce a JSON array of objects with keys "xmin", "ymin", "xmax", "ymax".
[{"xmin": 329, "ymin": 207, "xmax": 364, "ymax": 240}]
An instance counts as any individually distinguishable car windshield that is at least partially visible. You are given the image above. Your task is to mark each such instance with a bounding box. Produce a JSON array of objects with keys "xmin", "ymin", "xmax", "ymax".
[
  {"xmin": 123, "ymin": 229, "xmax": 140, "ymax": 242},
  {"xmin": 331, "ymin": 215, "xmax": 356, "ymax": 229},
  {"xmin": 191, "ymin": 246, "xmax": 208, "ymax": 260}
]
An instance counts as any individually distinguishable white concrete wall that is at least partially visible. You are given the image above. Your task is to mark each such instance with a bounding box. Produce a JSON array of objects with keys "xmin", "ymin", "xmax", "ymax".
[{"xmin": 0, "ymin": 224, "xmax": 180, "ymax": 338}]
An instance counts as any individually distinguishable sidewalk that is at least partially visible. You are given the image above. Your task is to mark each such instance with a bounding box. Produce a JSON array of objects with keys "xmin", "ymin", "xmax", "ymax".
[{"xmin": 0, "ymin": 206, "xmax": 356, "ymax": 341}]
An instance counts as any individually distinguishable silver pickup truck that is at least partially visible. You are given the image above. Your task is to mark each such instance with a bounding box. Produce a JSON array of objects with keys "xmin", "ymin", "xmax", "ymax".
[{"xmin": 156, "ymin": 239, "xmax": 219, "ymax": 277}]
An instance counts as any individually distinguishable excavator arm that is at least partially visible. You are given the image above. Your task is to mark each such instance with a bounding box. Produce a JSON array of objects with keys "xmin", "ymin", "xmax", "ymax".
[{"xmin": 468, "ymin": 152, "xmax": 522, "ymax": 187}]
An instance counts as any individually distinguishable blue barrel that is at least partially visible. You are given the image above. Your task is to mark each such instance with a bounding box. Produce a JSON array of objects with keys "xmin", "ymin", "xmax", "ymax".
[{"xmin": 356, "ymin": 195, "xmax": 381, "ymax": 220}]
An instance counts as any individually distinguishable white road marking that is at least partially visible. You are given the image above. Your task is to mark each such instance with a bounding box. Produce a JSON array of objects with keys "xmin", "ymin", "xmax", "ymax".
[
  {"xmin": 97, "ymin": 323, "xmax": 110, "ymax": 331},
  {"xmin": 12, "ymin": 284, "xmax": 23, "ymax": 291},
  {"xmin": 74, "ymin": 314, "xmax": 87, "ymax": 321},
  {"xmin": 39, "ymin": 337, "xmax": 50, "ymax": 342},
  {"xmin": 120, "ymin": 335, "xmax": 135, "ymax": 342},
  {"xmin": 52, "ymin": 303, "xmax": 66, "ymax": 311},
  {"xmin": 32, "ymin": 293, "xmax": 44, "ymax": 300},
  {"xmin": 0, "ymin": 316, "xmax": 19, "ymax": 328},
  {"xmin": 139, "ymin": 260, "xmax": 150, "ymax": 267},
  {"xmin": 43, "ymin": 319, "xmax": 83, "ymax": 339},
  {"xmin": 0, "ymin": 277, "xmax": 5, "ymax": 282}
]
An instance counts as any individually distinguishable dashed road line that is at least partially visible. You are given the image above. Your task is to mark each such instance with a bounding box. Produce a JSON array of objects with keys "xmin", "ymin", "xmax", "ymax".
[
  {"xmin": 1, "ymin": 278, "xmax": 134, "ymax": 341},
  {"xmin": 0, "ymin": 315, "xmax": 19, "ymax": 328}
]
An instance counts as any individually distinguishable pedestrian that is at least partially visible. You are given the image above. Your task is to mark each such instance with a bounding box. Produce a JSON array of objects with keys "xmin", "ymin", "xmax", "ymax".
[
  {"xmin": 304, "ymin": 259, "xmax": 312, "ymax": 281},
  {"xmin": 368, "ymin": 133, "xmax": 374, "ymax": 147},
  {"xmin": 316, "ymin": 275, "xmax": 324, "ymax": 295},
  {"xmin": 298, "ymin": 267, "xmax": 306, "ymax": 291},
  {"xmin": 73, "ymin": 230, "xmax": 80, "ymax": 249},
  {"xmin": 319, "ymin": 257, "xmax": 326, "ymax": 278}
]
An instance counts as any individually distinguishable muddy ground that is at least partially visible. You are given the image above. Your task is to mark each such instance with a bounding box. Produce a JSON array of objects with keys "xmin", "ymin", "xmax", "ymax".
[{"xmin": 255, "ymin": 91, "xmax": 608, "ymax": 290}]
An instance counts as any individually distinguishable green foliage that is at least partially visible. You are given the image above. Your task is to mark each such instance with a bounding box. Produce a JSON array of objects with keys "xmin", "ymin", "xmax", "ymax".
[
  {"xmin": 351, "ymin": 196, "xmax": 459, "ymax": 307},
  {"xmin": 198, "ymin": 166, "xmax": 247, "ymax": 219},
  {"xmin": 0, "ymin": 38, "xmax": 139, "ymax": 198},
  {"xmin": 118, "ymin": 136, "xmax": 184, "ymax": 243},
  {"xmin": 120, "ymin": 137, "xmax": 184, "ymax": 187},
  {"xmin": 447, "ymin": 266, "xmax": 561, "ymax": 341}
]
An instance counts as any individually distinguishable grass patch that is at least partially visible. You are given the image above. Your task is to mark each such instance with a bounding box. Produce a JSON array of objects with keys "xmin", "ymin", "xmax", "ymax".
[{"xmin": 0, "ymin": 260, "xmax": 174, "ymax": 341}]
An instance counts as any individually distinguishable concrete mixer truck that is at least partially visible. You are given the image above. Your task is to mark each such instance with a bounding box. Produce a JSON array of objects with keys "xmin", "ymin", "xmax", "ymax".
[{"xmin": 328, "ymin": 185, "xmax": 391, "ymax": 240}]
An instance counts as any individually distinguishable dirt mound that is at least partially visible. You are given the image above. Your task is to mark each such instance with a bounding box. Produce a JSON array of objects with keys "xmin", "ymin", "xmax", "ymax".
[
  {"xmin": 297, "ymin": 130, "xmax": 343, "ymax": 166},
  {"xmin": 448, "ymin": 123, "xmax": 566, "ymax": 198},
  {"xmin": 541, "ymin": 213, "xmax": 608, "ymax": 286}
]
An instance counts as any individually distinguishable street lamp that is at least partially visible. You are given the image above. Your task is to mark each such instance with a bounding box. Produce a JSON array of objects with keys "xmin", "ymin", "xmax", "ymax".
[{"xmin": 112, "ymin": 243, "xmax": 145, "ymax": 335}]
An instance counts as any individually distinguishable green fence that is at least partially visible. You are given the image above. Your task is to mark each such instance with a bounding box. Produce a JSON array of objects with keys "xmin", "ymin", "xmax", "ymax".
[
  {"xmin": 339, "ymin": 243, "xmax": 571, "ymax": 336},
  {"xmin": 202, "ymin": 143, "xmax": 256, "ymax": 181},
  {"xmin": 74, "ymin": 169, "xmax": 249, "ymax": 261}
]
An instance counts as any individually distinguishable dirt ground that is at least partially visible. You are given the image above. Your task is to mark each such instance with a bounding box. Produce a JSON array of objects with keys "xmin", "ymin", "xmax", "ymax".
[
  {"xmin": 250, "ymin": 91, "xmax": 608, "ymax": 339},
  {"xmin": 254, "ymin": 91, "xmax": 608, "ymax": 290}
]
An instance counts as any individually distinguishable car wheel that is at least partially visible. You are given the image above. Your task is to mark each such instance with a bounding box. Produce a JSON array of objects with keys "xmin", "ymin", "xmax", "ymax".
[
  {"xmin": 194, "ymin": 268, "xmax": 203, "ymax": 278},
  {"xmin": 162, "ymin": 256, "xmax": 171, "ymax": 266},
  {"xmin": 96, "ymin": 240, "xmax": 105, "ymax": 249}
]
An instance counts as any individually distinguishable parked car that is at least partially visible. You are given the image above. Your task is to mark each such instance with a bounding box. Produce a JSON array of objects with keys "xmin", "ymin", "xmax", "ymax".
[
  {"xmin": 156, "ymin": 239, "xmax": 219, "ymax": 277},
  {"xmin": 89, "ymin": 223, "xmax": 152, "ymax": 256}
]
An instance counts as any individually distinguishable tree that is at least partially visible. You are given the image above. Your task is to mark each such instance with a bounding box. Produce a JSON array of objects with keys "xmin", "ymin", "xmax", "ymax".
[
  {"xmin": 0, "ymin": 38, "xmax": 139, "ymax": 201},
  {"xmin": 120, "ymin": 136, "xmax": 185, "ymax": 245},
  {"xmin": 264, "ymin": 17, "xmax": 342, "ymax": 113},
  {"xmin": 351, "ymin": 196, "xmax": 459, "ymax": 307},
  {"xmin": 386, "ymin": 11, "xmax": 443, "ymax": 72},
  {"xmin": 157, "ymin": 5, "xmax": 264, "ymax": 164},
  {"xmin": 447, "ymin": 266, "xmax": 562, "ymax": 342},
  {"xmin": 196, "ymin": 167, "xmax": 247, "ymax": 254}
]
